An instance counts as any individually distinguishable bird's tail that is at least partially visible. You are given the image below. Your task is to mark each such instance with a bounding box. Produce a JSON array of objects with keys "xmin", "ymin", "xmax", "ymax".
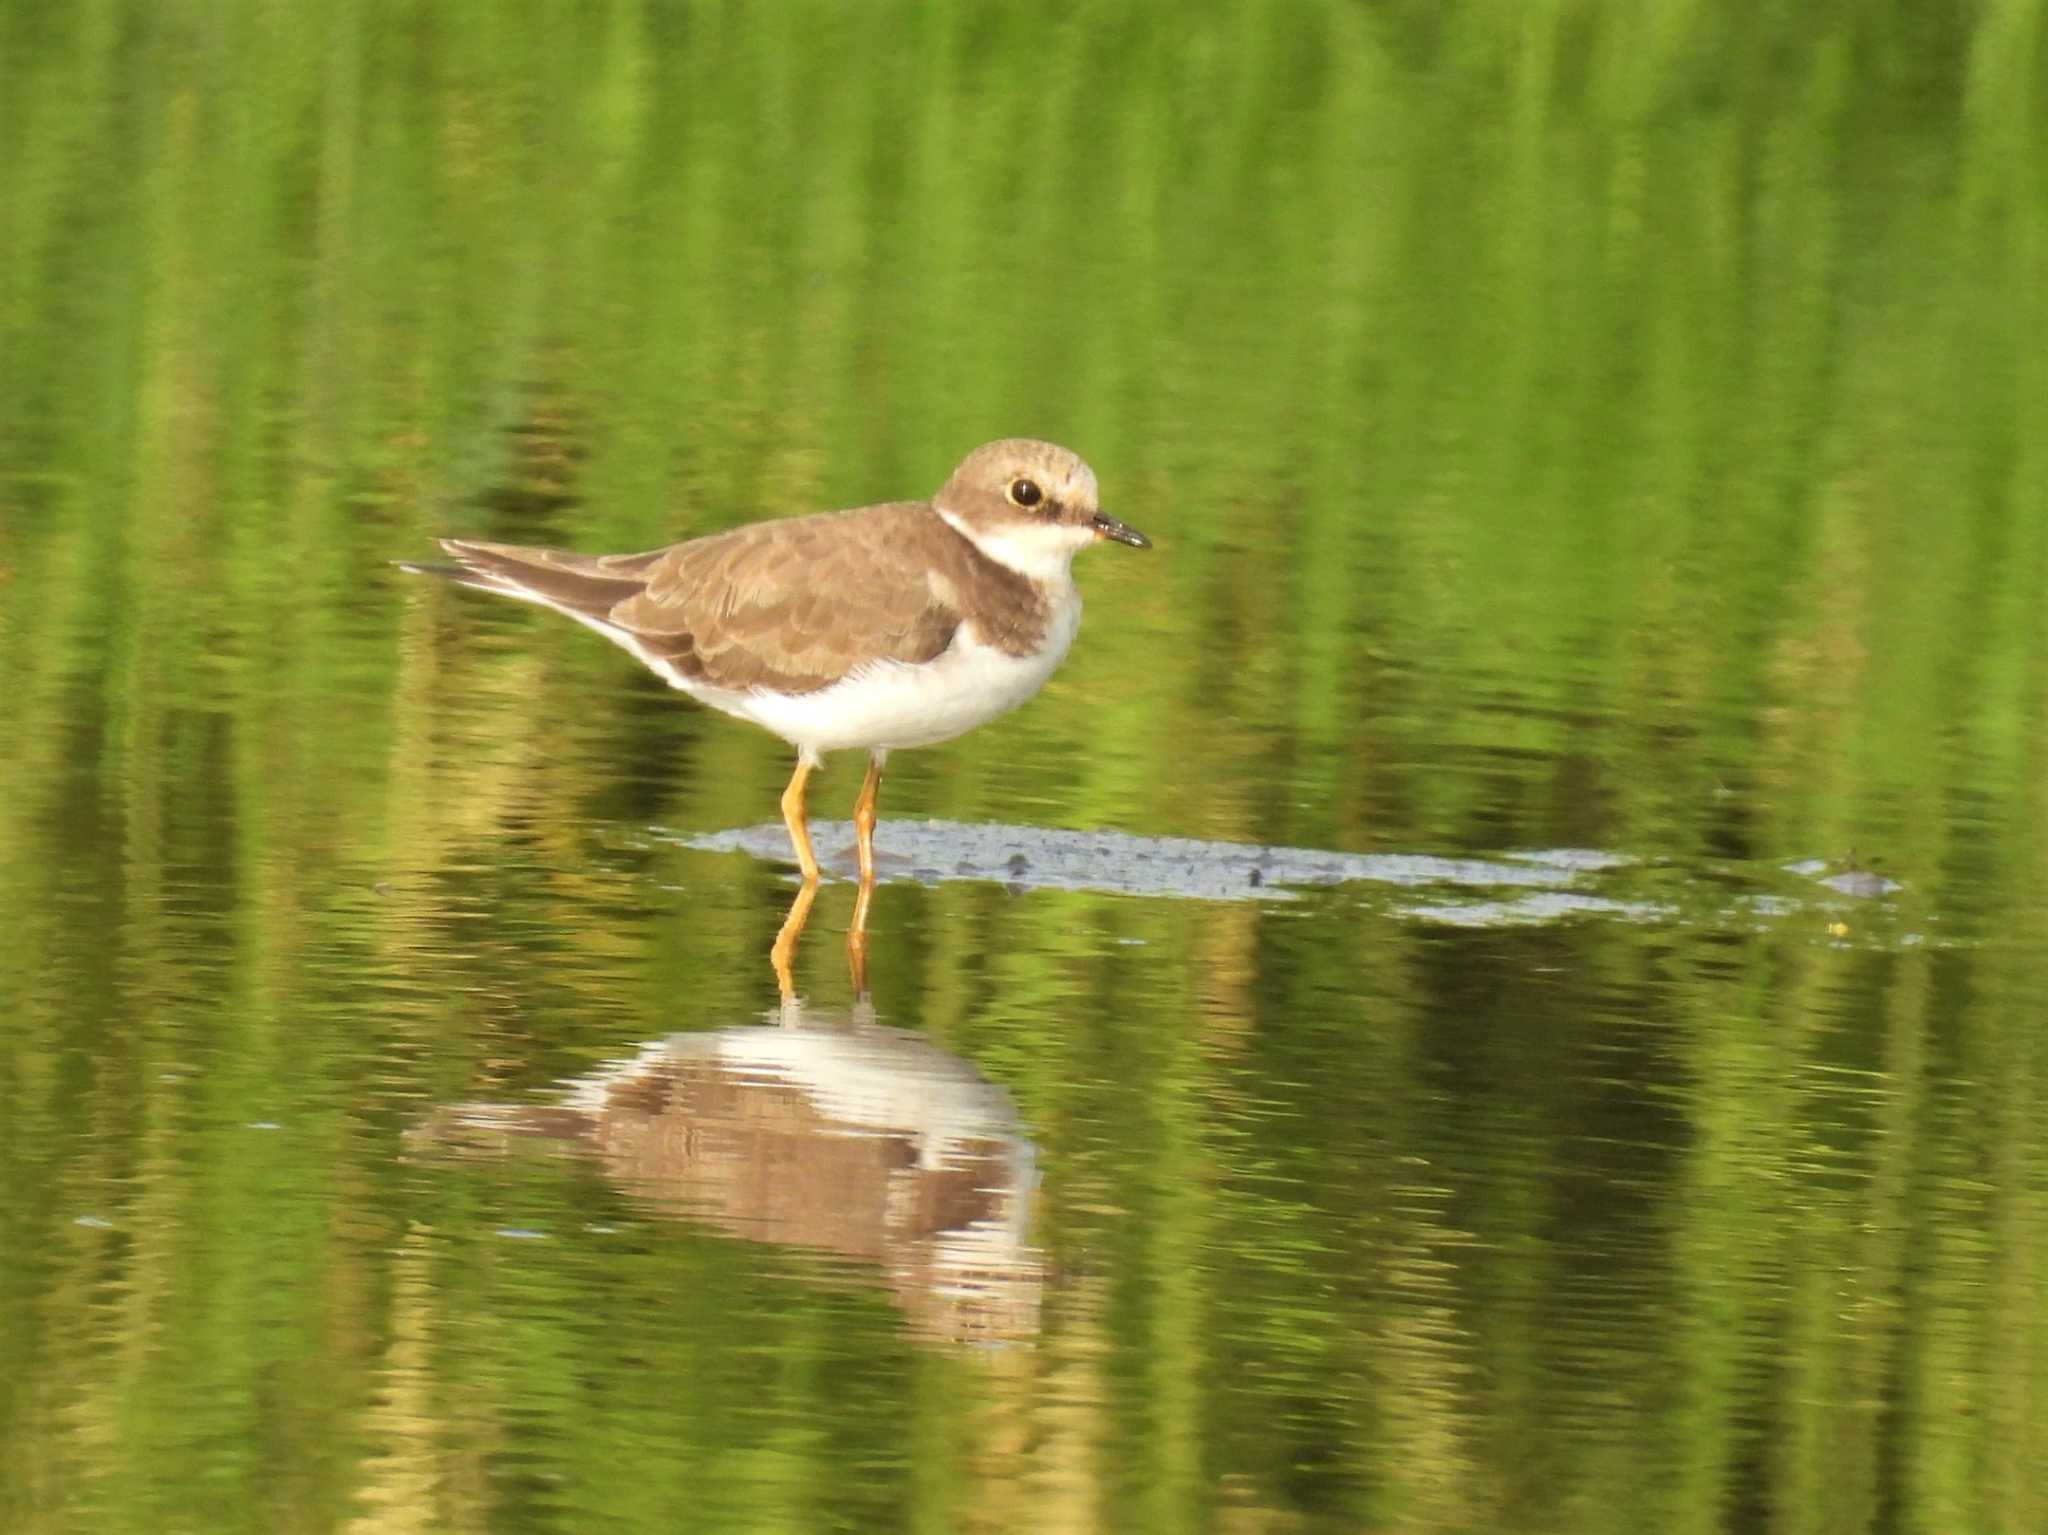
[
  {"xmin": 397, "ymin": 538, "xmax": 664, "ymax": 624},
  {"xmin": 395, "ymin": 558, "xmax": 501, "ymax": 593}
]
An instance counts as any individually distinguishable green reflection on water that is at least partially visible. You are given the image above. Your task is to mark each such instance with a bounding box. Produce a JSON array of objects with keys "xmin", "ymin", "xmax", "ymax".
[{"xmin": 3, "ymin": 1, "xmax": 2045, "ymax": 1532}]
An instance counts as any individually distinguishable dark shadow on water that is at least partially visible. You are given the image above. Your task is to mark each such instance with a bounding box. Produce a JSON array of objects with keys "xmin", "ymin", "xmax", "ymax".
[{"xmin": 670, "ymin": 820, "xmax": 1910, "ymax": 936}]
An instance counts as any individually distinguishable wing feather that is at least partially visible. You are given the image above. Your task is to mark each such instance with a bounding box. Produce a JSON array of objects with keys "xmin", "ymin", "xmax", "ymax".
[
  {"xmin": 423, "ymin": 503, "xmax": 965, "ymax": 696},
  {"xmin": 618, "ymin": 503, "xmax": 961, "ymax": 692}
]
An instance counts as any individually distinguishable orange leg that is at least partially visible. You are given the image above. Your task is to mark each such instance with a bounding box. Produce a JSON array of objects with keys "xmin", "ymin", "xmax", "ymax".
[
  {"xmin": 852, "ymin": 753, "xmax": 883, "ymax": 886},
  {"xmin": 846, "ymin": 753, "xmax": 884, "ymax": 996},
  {"xmin": 768, "ymin": 755, "xmax": 821, "ymax": 997},
  {"xmin": 779, "ymin": 755, "xmax": 820, "ymax": 882}
]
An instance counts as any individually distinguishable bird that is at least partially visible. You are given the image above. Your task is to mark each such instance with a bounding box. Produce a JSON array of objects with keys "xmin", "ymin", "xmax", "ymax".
[{"xmin": 400, "ymin": 438, "xmax": 1151, "ymax": 993}]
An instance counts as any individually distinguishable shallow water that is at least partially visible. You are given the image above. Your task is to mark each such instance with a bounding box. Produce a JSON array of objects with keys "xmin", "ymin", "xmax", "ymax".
[{"xmin": 5, "ymin": 3, "xmax": 2046, "ymax": 1532}]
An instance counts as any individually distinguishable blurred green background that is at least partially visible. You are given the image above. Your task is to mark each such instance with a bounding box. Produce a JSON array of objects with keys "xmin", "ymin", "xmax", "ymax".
[{"xmin": 3, "ymin": 2, "xmax": 2044, "ymax": 1531}]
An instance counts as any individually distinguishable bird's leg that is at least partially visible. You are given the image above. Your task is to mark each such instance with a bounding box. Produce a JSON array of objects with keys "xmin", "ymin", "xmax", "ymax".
[
  {"xmin": 852, "ymin": 752, "xmax": 884, "ymax": 886},
  {"xmin": 769, "ymin": 754, "xmax": 821, "ymax": 997},
  {"xmin": 779, "ymin": 755, "xmax": 820, "ymax": 883},
  {"xmin": 846, "ymin": 752, "xmax": 884, "ymax": 996}
]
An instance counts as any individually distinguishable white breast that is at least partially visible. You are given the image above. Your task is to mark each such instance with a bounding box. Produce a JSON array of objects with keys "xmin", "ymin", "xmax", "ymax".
[{"xmin": 729, "ymin": 590, "xmax": 1082, "ymax": 756}]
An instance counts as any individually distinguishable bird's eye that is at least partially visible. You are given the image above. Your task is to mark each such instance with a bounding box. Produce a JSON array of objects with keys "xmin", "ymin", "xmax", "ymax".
[{"xmin": 1008, "ymin": 478, "xmax": 1043, "ymax": 508}]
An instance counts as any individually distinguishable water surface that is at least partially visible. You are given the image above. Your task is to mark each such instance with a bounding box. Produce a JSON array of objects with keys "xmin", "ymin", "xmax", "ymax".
[{"xmin": 4, "ymin": 3, "xmax": 2045, "ymax": 1531}]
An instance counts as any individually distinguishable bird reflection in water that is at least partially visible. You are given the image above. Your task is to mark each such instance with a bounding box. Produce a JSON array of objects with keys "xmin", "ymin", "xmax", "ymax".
[
  {"xmin": 412, "ymin": 1001, "xmax": 1043, "ymax": 1344},
  {"xmin": 766, "ymin": 839, "xmax": 885, "ymax": 999}
]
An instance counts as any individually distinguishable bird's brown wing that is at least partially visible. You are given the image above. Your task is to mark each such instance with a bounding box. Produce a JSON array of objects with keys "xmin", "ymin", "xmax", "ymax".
[
  {"xmin": 432, "ymin": 502, "xmax": 963, "ymax": 695},
  {"xmin": 617, "ymin": 502, "xmax": 965, "ymax": 692}
]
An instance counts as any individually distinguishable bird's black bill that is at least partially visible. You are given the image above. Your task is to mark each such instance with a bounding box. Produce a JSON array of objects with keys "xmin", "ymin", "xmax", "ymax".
[{"xmin": 1092, "ymin": 512, "xmax": 1152, "ymax": 548}]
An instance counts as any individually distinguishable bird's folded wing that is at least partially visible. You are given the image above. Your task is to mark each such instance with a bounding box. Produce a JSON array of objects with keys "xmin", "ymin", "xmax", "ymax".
[{"xmin": 611, "ymin": 503, "xmax": 961, "ymax": 695}]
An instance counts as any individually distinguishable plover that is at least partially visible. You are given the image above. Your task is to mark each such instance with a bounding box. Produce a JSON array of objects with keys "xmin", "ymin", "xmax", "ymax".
[{"xmin": 402, "ymin": 438, "xmax": 1149, "ymax": 991}]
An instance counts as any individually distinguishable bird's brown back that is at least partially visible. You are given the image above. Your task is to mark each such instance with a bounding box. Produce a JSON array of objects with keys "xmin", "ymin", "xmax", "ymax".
[{"xmin": 441, "ymin": 500, "xmax": 1055, "ymax": 695}]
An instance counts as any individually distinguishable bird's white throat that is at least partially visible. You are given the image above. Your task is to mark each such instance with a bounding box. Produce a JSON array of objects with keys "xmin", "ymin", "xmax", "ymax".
[{"xmin": 937, "ymin": 509, "xmax": 1096, "ymax": 585}]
